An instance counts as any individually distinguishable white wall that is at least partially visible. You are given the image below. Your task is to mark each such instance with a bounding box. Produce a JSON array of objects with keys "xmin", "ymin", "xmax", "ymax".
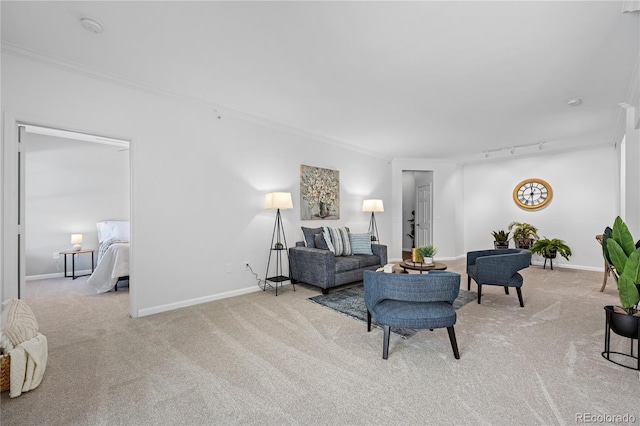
[
  {"xmin": 2, "ymin": 53, "xmax": 391, "ymax": 315},
  {"xmin": 463, "ymin": 147, "xmax": 618, "ymax": 269},
  {"xmin": 24, "ymin": 133, "xmax": 129, "ymax": 277}
]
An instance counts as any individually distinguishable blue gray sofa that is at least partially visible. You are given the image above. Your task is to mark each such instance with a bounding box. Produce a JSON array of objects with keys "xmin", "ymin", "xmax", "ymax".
[{"xmin": 288, "ymin": 226, "xmax": 387, "ymax": 294}]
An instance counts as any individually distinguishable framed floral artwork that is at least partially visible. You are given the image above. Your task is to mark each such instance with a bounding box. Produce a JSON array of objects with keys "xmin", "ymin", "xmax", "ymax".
[{"xmin": 300, "ymin": 164, "xmax": 340, "ymax": 220}]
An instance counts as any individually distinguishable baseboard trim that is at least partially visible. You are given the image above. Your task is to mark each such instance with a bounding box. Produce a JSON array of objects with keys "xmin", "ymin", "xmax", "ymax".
[
  {"xmin": 26, "ymin": 270, "xmax": 93, "ymax": 281},
  {"xmin": 137, "ymin": 284, "xmax": 269, "ymax": 317}
]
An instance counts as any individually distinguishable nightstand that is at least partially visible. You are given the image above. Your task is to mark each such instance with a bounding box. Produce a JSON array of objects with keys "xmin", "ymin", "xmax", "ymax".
[{"xmin": 59, "ymin": 249, "xmax": 95, "ymax": 280}]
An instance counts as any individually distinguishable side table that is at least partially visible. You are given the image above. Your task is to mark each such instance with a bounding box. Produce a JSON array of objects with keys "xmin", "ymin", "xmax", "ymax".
[{"xmin": 59, "ymin": 249, "xmax": 95, "ymax": 280}]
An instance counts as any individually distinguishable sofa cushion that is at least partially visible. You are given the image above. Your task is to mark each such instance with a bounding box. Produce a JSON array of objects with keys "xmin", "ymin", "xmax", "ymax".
[
  {"xmin": 334, "ymin": 256, "xmax": 361, "ymax": 273},
  {"xmin": 354, "ymin": 254, "xmax": 381, "ymax": 268},
  {"xmin": 302, "ymin": 227, "xmax": 323, "ymax": 248},
  {"xmin": 349, "ymin": 232, "xmax": 373, "ymax": 255},
  {"xmin": 327, "ymin": 227, "xmax": 352, "ymax": 256}
]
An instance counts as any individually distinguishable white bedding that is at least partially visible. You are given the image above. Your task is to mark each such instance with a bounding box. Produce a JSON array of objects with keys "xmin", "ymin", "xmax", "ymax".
[{"xmin": 87, "ymin": 242, "xmax": 129, "ymax": 293}]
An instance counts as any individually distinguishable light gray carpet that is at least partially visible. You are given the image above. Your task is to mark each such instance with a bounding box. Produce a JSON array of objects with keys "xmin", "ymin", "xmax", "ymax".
[{"xmin": 1, "ymin": 260, "xmax": 639, "ymax": 425}]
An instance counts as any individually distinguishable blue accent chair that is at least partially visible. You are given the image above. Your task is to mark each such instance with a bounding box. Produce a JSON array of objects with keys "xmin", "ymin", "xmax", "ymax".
[
  {"xmin": 363, "ymin": 270, "xmax": 461, "ymax": 360},
  {"xmin": 466, "ymin": 249, "xmax": 532, "ymax": 307}
]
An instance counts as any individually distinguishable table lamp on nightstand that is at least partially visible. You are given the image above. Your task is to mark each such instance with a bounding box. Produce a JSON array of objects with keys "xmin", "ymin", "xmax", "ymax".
[{"xmin": 71, "ymin": 234, "xmax": 83, "ymax": 251}]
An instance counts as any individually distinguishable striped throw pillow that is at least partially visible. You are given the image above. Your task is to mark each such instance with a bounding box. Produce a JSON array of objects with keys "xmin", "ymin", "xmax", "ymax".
[
  {"xmin": 349, "ymin": 232, "xmax": 373, "ymax": 255},
  {"xmin": 327, "ymin": 227, "xmax": 352, "ymax": 256}
]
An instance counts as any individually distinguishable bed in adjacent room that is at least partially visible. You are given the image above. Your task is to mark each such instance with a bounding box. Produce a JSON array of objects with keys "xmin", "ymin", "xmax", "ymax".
[{"xmin": 87, "ymin": 220, "xmax": 130, "ymax": 294}]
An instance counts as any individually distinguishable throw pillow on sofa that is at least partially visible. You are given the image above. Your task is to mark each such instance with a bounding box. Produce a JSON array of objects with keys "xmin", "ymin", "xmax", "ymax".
[
  {"xmin": 326, "ymin": 227, "xmax": 352, "ymax": 256},
  {"xmin": 349, "ymin": 232, "xmax": 373, "ymax": 255},
  {"xmin": 302, "ymin": 226, "xmax": 323, "ymax": 248}
]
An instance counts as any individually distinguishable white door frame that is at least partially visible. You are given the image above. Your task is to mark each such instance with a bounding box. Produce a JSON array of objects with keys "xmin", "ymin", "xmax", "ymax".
[{"xmin": 1, "ymin": 113, "xmax": 137, "ymax": 317}]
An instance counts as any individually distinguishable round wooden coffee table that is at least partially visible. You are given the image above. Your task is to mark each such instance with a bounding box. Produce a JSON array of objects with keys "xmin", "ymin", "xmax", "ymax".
[{"xmin": 398, "ymin": 261, "xmax": 447, "ymax": 274}]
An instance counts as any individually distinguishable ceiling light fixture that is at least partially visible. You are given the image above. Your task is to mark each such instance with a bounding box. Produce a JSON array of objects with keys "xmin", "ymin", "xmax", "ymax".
[
  {"xmin": 567, "ymin": 98, "xmax": 582, "ymax": 107},
  {"xmin": 80, "ymin": 18, "xmax": 103, "ymax": 34}
]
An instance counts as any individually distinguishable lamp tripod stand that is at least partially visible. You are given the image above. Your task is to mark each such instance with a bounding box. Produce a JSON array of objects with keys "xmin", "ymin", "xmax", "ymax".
[
  {"xmin": 264, "ymin": 208, "xmax": 294, "ymax": 296},
  {"xmin": 368, "ymin": 212, "xmax": 380, "ymax": 243}
]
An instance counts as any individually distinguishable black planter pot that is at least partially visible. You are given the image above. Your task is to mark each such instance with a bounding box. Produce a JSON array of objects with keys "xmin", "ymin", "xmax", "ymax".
[
  {"xmin": 494, "ymin": 241, "xmax": 509, "ymax": 249},
  {"xmin": 515, "ymin": 238, "xmax": 533, "ymax": 249},
  {"xmin": 602, "ymin": 305, "xmax": 640, "ymax": 370}
]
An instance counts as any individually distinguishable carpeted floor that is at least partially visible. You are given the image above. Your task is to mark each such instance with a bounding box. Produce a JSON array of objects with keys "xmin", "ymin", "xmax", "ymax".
[
  {"xmin": 308, "ymin": 284, "xmax": 477, "ymax": 338},
  {"xmin": 1, "ymin": 259, "xmax": 639, "ymax": 425}
]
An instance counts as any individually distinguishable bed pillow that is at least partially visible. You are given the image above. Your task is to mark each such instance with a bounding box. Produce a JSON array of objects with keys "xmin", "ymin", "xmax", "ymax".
[
  {"xmin": 349, "ymin": 232, "xmax": 373, "ymax": 255},
  {"xmin": 1, "ymin": 298, "xmax": 39, "ymax": 346},
  {"xmin": 327, "ymin": 227, "xmax": 352, "ymax": 256},
  {"xmin": 301, "ymin": 227, "xmax": 323, "ymax": 248}
]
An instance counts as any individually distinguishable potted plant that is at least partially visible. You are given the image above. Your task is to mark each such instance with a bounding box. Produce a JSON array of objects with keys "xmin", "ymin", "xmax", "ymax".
[
  {"xmin": 601, "ymin": 216, "xmax": 640, "ymax": 370},
  {"xmin": 508, "ymin": 221, "xmax": 539, "ymax": 249},
  {"xmin": 417, "ymin": 245, "xmax": 438, "ymax": 265},
  {"xmin": 529, "ymin": 237, "xmax": 572, "ymax": 270},
  {"xmin": 491, "ymin": 230, "xmax": 510, "ymax": 249}
]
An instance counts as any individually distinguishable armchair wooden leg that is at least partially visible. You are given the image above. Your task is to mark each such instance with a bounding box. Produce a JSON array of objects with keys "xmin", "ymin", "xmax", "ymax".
[
  {"xmin": 447, "ymin": 326, "xmax": 460, "ymax": 359},
  {"xmin": 467, "ymin": 276, "xmax": 471, "ymax": 291},
  {"xmin": 367, "ymin": 310, "xmax": 372, "ymax": 332},
  {"xmin": 516, "ymin": 287, "xmax": 524, "ymax": 307},
  {"xmin": 477, "ymin": 284, "xmax": 482, "ymax": 304},
  {"xmin": 504, "ymin": 287, "xmax": 509, "ymax": 295},
  {"xmin": 383, "ymin": 325, "xmax": 391, "ymax": 359},
  {"xmin": 600, "ymin": 261, "xmax": 609, "ymax": 292}
]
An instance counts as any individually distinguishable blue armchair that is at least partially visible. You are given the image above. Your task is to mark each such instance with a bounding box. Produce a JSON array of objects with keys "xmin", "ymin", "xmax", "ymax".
[
  {"xmin": 466, "ymin": 249, "xmax": 531, "ymax": 307},
  {"xmin": 363, "ymin": 270, "xmax": 461, "ymax": 360}
]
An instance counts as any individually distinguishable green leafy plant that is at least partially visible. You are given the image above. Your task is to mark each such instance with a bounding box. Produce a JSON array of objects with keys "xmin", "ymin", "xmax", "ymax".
[
  {"xmin": 529, "ymin": 237, "xmax": 572, "ymax": 261},
  {"xmin": 417, "ymin": 245, "xmax": 438, "ymax": 258},
  {"xmin": 491, "ymin": 230, "xmax": 510, "ymax": 242},
  {"xmin": 602, "ymin": 216, "xmax": 640, "ymax": 314},
  {"xmin": 508, "ymin": 221, "xmax": 539, "ymax": 249}
]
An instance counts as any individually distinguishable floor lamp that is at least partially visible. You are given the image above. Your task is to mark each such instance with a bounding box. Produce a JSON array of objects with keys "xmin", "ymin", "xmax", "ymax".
[
  {"xmin": 264, "ymin": 192, "xmax": 294, "ymax": 296},
  {"xmin": 362, "ymin": 199, "xmax": 384, "ymax": 243}
]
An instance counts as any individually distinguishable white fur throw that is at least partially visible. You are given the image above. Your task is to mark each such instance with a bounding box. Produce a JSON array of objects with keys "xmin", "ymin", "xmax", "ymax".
[{"xmin": 1, "ymin": 299, "xmax": 39, "ymax": 346}]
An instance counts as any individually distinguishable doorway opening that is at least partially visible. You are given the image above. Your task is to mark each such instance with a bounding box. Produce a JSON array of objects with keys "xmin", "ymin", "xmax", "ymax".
[
  {"xmin": 18, "ymin": 123, "xmax": 131, "ymax": 310},
  {"xmin": 402, "ymin": 171, "xmax": 433, "ymax": 259}
]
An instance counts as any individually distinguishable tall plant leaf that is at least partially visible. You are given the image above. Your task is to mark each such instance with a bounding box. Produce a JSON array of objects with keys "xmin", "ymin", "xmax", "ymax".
[
  {"xmin": 606, "ymin": 239, "xmax": 628, "ymax": 274},
  {"xmin": 618, "ymin": 249, "xmax": 640, "ymax": 310},
  {"xmin": 612, "ymin": 216, "xmax": 635, "ymax": 257}
]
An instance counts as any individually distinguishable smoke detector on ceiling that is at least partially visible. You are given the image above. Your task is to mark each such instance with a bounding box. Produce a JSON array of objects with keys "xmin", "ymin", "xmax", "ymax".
[
  {"xmin": 80, "ymin": 18, "xmax": 103, "ymax": 34},
  {"xmin": 567, "ymin": 98, "xmax": 582, "ymax": 107}
]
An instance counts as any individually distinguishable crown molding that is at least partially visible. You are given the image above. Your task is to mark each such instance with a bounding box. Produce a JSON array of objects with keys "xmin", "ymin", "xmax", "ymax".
[{"xmin": 1, "ymin": 41, "xmax": 391, "ymax": 161}]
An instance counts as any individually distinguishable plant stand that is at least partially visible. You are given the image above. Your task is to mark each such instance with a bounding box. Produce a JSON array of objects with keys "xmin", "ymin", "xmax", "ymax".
[
  {"xmin": 543, "ymin": 251, "xmax": 556, "ymax": 270},
  {"xmin": 602, "ymin": 305, "xmax": 639, "ymax": 371}
]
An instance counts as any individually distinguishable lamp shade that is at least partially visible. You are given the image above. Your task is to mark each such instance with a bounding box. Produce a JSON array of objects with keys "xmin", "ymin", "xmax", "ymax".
[
  {"xmin": 362, "ymin": 199, "xmax": 384, "ymax": 213},
  {"xmin": 71, "ymin": 234, "xmax": 83, "ymax": 251},
  {"xmin": 264, "ymin": 192, "xmax": 293, "ymax": 210}
]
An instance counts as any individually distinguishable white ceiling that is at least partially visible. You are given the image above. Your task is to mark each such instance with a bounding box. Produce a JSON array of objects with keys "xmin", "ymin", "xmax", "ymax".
[{"xmin": 2, "ymin": 1, "xmax": 638, "ymax": 161}]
